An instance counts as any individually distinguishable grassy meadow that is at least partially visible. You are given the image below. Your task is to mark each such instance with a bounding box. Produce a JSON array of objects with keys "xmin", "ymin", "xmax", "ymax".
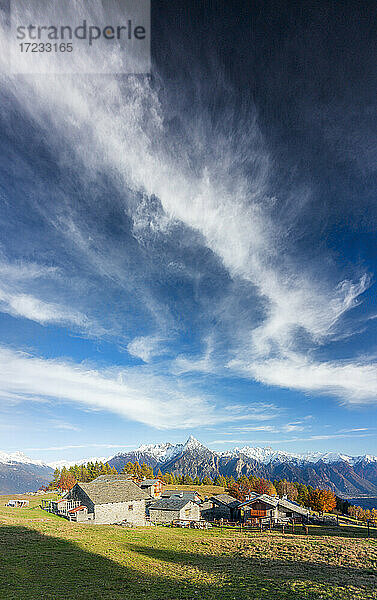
[{"xmin": 0, "ymin": 493, "xmax": 376, "ymax": 600}]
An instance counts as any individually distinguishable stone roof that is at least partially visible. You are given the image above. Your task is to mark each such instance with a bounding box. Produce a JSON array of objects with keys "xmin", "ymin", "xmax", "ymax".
[
  {"xmin": 149, "ymin": 497, "xmax": 193, "ymax": 511},
  {"xmin": 162, "ymin": 490, "xmax": 200, "ymax": 502},
  {"xmin": 77, "ymin": 480, "xmax": 149, "ymax": 505},
  {"xmin": 211, "ymin": 494, "xmax": 241, "ymax": 508},
  {"xmin": 278, "ymin": 498, "xmax": 309, "ymax": 515},
  {"xmin": 139, "ymin": 479, "xmax": 161, "ymax": 486},
  {"xmin": 92, "ymin": 474, "xmax": 135, "ymax": 482},
  {"xmin": 239, "ymin": 494, "xmax": 279, "ymax": 508}
]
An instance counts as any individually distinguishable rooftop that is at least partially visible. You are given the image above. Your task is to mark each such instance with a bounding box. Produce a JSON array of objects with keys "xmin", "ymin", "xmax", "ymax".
[
  {"xmin": 149, "ymin": 497, "xmax": 193, "ymax": 511},
  {"xmin": 139, "ymin": 479, "xmax": 161, "ymax": 486},
  {"xmin": 211, "ymin": 494, "xmax": 241, "ymax": 508},
  {"xmin": 76, "ymin": 480, "xmax": 149, "ymax": 504},
  {"xmin": 239, "ymin": 494, "xmax": 279, "ymax": 508}
]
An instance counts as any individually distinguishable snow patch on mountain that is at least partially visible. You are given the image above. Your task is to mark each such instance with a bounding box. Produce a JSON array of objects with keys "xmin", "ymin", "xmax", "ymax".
[
  {"xmin": 47, "ymin": 456, "xmax": 111, "ymax": 470},
  {"xmin": 0, "ymin": 450, "xmax": 47, "ymax": 467},
  {"xmin": 227, "ymin": 446, "xmax": 377, "ymax": 465}
]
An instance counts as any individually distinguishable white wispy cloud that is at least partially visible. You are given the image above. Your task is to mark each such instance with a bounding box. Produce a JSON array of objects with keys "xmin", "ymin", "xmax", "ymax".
[
  {"xmin": 209, "ymin": 432, "xmax": 374, "ymax": 446},
  {"xmin": 231, "ymin": 353, "xmax": 377, "ymax": 404},
  {"xmin": 0, "ymin": 259, "xmax": 58, "ymax": 281},
  {"xmin": 49, "ymin": 419, "xmax": 81, "ymax": 432},
  {"xmin": 23, "ymin": 444, "xmax": 135, "ymax": 452},
  {"xmin": 0, "ymin": 287, "xmax": 87, "ymax": 327},
  {"xmin": 172, "ymin": 336, "xmax": 216, "ymax": 374},
  {"xmin": 0, "ymin": 346, "xmax": 265, "ymax": 429},
  {"xmin": 127, "ymin": 336, "xmax": 162, "ymax": 363},
  {"xmin": 0, "ymin": 8, "xmax": 374, "ymax": 413}
]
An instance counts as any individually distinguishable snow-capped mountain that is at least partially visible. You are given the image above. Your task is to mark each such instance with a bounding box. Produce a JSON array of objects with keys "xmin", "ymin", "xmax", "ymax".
[
  {"xmin": 2, "ymin": 437, "xmax": 377, "ymax": 496},
  {"xmin": 0, "ymin": 450, "xmax": 53, "ymax": 494},
  {"xmin": 228, "ymin": 446, "xmax": 363, "ymax": 466},
  {"xmin": 107, "ymin": 437, "xmax": 377, "ymax": 497},
  {"xmin": 0, "ymin": 450, "xmax": 47, "ymax": 467},
  {"xmin": 47, "ymin": 456, "xmax": 112, "ymax": 470}
]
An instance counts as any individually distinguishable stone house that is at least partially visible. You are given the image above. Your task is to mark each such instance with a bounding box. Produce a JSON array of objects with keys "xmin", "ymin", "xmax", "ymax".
[
  {"xmin": 200, "ymin": 494, "xmax": 241, "ymax": 521},
  {"xmin": 66, "ymin": 477, "xmax": 150, "ymax": 525},
  {"xmin": 239, "ymin": 494, "xmax": 309, "ymax": 523},
  {"xmin": 148, "ymin": 497, "xmax": 201, "ymax": 523},
  {"xmin": 68, "ymin": 505, "xmax": 90, "ymax": 522},
  {"xmin": 139, "ymin": 478, "xmax": 163, "ymax": 498}
]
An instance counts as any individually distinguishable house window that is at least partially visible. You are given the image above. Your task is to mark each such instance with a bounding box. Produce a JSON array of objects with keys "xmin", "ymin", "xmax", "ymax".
[{"xmin": 128, "ymin": 504, "xmax": 133, "ymax": 510}]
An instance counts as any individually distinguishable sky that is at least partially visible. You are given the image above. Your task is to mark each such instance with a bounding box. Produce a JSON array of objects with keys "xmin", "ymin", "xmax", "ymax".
[{"xmin": 0, "ymin": 1, "xmax": 376, "ymax": 462}]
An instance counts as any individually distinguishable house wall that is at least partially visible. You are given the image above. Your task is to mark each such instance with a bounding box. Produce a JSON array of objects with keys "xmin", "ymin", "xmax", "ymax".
[
  {"xmin": 68, "ymin": 485, "xmax": 95, "ymax": 515},
  {"xmin": 150, "ymin": 502, "xmax": 200, "ymax": 523},
  {"xmin": 213, "ymin": 503, "xmax": 231, "ymax": 519},
  {"xmin": 149, "ymin": 508, "xmax": 181, "ymax": 523},
  {"xmin": 200, "ymin": 501, "xmax": 214, "ymax": 521},
  {"xmin": 243, "ymin": 502, "xmax": 277, "ymax": 521},
  {"xmin": 179, "ymin": 502, "xmax": 200, "ymax": 521},
  {"xmin": 76, "ymin": 510, "xmax": 91, "ymax": 523},
  {"xmin": 94, "ymin": 499, "xmax": 146, "ymax": 525}
]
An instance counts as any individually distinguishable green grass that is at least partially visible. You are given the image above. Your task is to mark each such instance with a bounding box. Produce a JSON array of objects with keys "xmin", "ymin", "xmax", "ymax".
[{"xmin": 0, "ymin": 495, "xmax": 376, "ymax": 599}]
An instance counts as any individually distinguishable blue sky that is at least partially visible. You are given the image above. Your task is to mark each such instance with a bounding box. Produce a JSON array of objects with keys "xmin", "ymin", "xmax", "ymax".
[{"xmin": 0, "ymin": 1, "xmax": 376, "ymax": 462}]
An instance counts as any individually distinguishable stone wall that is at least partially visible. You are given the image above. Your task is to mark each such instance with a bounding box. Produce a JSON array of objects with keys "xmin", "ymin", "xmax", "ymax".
[
  {"xmin": 179, "ymin": 502, "xmax": 200, "ymax": 521},
  {"xmin": 149, "ymin": 508, "xmax": 181, "ymax": 523},
  {"xmin": 150, "ymin": 501, "xmax": 200, "ymax": 523},
  {"xmin": 94, "ymin": 499, "xmax": 146, "ymax": 525}
]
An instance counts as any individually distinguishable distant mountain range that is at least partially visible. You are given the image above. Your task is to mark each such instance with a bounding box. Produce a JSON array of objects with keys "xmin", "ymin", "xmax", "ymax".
[
  {"xmin": 107, "ymin": 436, "xmax": 377, "ymax": 498},
  {"xmin": 0, "ymin": 451, "xmax": 53, "ymax": 494},
  {"xmin": 2, "ymin": 436, "xmax": 377, "ymax": 497}
]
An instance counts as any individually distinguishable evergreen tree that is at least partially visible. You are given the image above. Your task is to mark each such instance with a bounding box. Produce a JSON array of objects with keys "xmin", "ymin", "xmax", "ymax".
[
  {"xmin": 214, "ymin": 475, "xmax": 227, "ymax": 487},
  {"xmin": 201, "ymin": 476, "xmax": 213, "ymax": 485}
]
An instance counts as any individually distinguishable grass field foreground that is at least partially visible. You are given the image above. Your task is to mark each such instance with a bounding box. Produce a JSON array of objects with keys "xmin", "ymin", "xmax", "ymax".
[{"xmin": 0, "ymin": 494, "xmax": 376, "ymax": 599}]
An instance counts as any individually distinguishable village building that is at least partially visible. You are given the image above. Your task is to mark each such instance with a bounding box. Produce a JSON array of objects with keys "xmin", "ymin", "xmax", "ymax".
[
  {"xmin": 239, "ymin": 494, "xmax": 309, "ymax": 524},
  {"xmin": 6, "ymin": 499, "xmax": 29, "ymax": 508},
  {"xmin": 64, "ymin": 477, "xmax": 150, "ymax": 525},
  {"xmin": 200, "ymin": 494, "xmax": 241, "ymax": 521},
  {"xmin": 42, "ymin": 497, "xmax": 83, "ymax": 517},
  {"xmin": 161, "ymin": 490, "xmax": 202, "ymax": 503},
  {"xmin": 148, "ymin": 496, "xmax": 201, "ymax": 524},
  {"xmin": 139, "ymin": 478, "xmax": 163, "ymax": 498}
]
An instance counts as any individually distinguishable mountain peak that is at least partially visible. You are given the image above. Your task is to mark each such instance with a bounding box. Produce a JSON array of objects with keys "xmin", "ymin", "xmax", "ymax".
[{"xmin": 184, "ymin": 435, "xmax": 204, "ymax": 450}]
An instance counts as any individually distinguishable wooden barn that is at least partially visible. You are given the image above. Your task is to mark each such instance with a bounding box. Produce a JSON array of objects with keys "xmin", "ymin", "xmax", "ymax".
[{"xmin": 239, "ymin": 494, "xmax": 309, "ymax": 523}]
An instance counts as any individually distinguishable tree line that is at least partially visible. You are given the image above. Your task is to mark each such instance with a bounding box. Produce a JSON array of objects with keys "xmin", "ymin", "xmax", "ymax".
[
  {"xmin": 226, "ymin": 475, "xmax": 337, "ymax": 513},
  {"xmin": 348, "ymin": 504, "xmax": 377, "ymax": 524},
  {"xmin": 46, "ymin": 460, "xmax": 338, "ymax": 513},
  {"xmin": 47, "ymin": 461, "xmax": 118, "ymax": 490}
]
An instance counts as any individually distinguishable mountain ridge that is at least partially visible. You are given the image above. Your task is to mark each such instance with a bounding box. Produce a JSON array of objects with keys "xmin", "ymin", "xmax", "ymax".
[
  {"xmin": 2, "ymin": 437, "xmax": 377, "ymax": 496},
  {"xmin": 108, "ymin": 437, "xmax": 377, "ymax": 497}
]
